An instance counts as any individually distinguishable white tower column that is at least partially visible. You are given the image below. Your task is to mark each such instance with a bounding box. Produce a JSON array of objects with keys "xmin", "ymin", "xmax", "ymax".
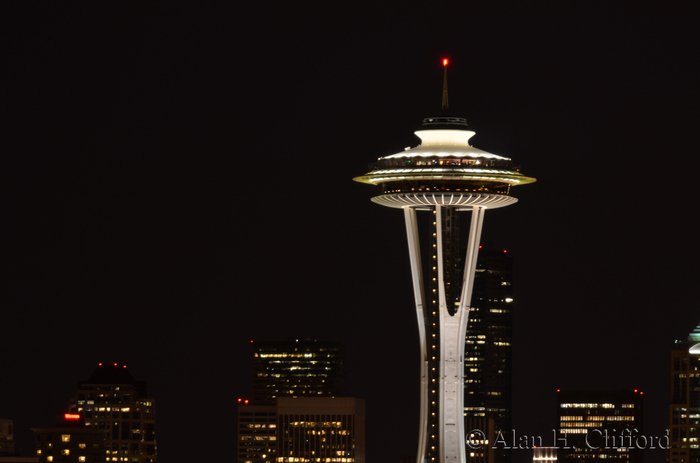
[
  {"xmin": 404, "ymin": 205, "xmax": 486, "ymax": 463},
  {"xmin": 404, "ymin": 207, "xmax": 429, "ymax": 463}
]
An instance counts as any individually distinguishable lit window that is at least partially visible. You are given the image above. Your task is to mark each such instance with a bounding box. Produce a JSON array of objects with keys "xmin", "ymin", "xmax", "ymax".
[
  {"xmin": 79, "ymin": 457, "xmax": 86, "ymax": 462},
  {"xmin": 62, "ymin": 435, "xmax": 70, "ymax": 442},
  {"xmin": 47, "ymin": 457, "xmax": 53, "ymax": 462},
  {"xmin": 62, "ymin": 449, "xmax": 70, "ymax": 455}
]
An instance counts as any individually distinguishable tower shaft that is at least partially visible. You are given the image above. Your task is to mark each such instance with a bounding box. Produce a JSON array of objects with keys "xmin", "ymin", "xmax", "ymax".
[{"xmin": 405, "ymin": 205, "xmax": 486, "ymax": 463}]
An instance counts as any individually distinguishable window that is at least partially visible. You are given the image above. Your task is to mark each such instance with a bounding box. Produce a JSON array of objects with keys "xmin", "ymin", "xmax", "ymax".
[{"xmin": 62, "ymin": 434, "xmax": 70, "ymax": 442}]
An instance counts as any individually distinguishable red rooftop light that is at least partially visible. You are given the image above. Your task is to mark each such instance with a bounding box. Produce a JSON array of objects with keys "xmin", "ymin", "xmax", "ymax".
[{"xmin": 442, "ymin": 58, "xmax": 449, "ymax": 67}]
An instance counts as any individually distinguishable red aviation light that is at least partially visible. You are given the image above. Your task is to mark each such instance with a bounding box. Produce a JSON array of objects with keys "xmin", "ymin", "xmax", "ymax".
[
  {"xmin": 64, "ymin": 413, "xmax": 81, "ymax": 420},
  {"xmin": 442, "ymin": 58, "xmax": 449, "ymax": 67}
]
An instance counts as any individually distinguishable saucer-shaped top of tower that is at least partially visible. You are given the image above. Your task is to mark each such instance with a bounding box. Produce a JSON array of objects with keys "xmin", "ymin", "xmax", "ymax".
[
  {"xmin": 690, "ymin": 323, "xmax": 700, "ymax": 354},
  {"xmin": 354, "ymin": 117, "xmax": 536, "ymax": 209}
]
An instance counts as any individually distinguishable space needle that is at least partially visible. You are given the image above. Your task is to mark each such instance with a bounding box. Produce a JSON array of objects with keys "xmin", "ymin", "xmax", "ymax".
[{"xmin": 354, "ymin": 59, "xmax": 535, "ymax": 463}]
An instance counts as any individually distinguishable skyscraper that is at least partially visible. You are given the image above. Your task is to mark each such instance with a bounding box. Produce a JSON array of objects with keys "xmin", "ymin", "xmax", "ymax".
[
  {"xmin": 556, "ymin": 390, "xmax": 644, "ymax": 463},
  {"xmin": 67, "ymin": 364, "xmax": 156, "ymax": 463},
  {"xmin": 668, "ymin": 323, "xmax": 700, "ymax": 463},
  {"xmin": 252, "ymin": 339, "xmax": 345, "ymax": 405},
  {"xmin": 464, "ymin": 245, "xmax": 514, "ymax": 463},
  {"xmin": 353, "ymin": 60, "xmax": 535, "ymax": 463},
  {"xmin": 238, "ymin": 339, "xmax": 363, "ymax": 463}
]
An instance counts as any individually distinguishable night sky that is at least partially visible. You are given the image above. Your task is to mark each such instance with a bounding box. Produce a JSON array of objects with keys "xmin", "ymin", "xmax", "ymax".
[{"xmin": 3, "ymin": 3, "xmax": 698, "ymax": 463}]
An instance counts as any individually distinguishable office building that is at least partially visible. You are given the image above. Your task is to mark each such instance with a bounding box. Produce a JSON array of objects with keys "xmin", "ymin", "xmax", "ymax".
[
  {"xmin": 353, "ymin": 60, "xmax": 535, "ymax": 463},
  {"xmin": 464, "ymin": 245, "xmax": 514, "ymax": 463},
  {"xmin": 252, "ymin": 339, "xmax": 345, "ymax": 405},
  {"xmin": 67, "ymin": 363, "xmax": 156, "ymax": 463},
  {"xmin": 239, "ymin": 340, "xmax": 363, "ymax": 463},
  {"xmin": 276, "ymin": 397, "xmax": 364, "ymax": 463},
  {"xmin": 32, "ymin": 412, "xmax": 106, "ymax": 463},
  {"xmin": 238, "ymin": 404, "xmax": 277, "ymax": 463},
  {"xmin": 238, "ymin": 398, "xmax": 365, "ymax": 463},
  {"xmin": 668, "ymin": 323, "xmax": 700, "ymax": 463},
  {"xmin": 556, "ymin": 390, "xmax": 643, "ymax": 463}
]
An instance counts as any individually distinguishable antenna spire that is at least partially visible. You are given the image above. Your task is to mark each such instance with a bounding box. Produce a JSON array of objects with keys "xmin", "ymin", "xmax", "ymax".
[{"xmin": 441, "ymin": 58, "xmax": 449, "ymax": 111}]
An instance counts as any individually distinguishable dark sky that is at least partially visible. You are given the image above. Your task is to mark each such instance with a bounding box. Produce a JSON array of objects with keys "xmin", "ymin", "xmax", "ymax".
[{"xmin": 2, "ymin": 2, "xmax": 698, "ymax": 463}]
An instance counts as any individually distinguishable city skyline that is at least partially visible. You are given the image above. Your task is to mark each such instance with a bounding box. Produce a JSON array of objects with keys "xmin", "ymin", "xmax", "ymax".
[{"xmin": 3, "ymin": 2, "xmax": 699, "ymax": 463}]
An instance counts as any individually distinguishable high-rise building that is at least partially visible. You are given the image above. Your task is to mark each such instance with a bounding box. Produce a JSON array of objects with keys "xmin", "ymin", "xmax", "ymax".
[
  {"xmin": 239, "ymin": 340, "xmax": 362, "ymax": 463},
  {"xmin": 353, "ymin": 60, "xmax": 535, "ymax": 463},
  {"xmin": 668, "ymin": 323, "xmax": 700, "ymax": 463},
  {"xmin": 32, "ymin": 412, "xmax": 106, "ymax": 463},
  {"xmin": 252, "ymin": 339, "xmax": 345, "ymax": 405},
  {"xmin": 464, "ymin": 245, "xmax": 514, "ymax": 463},
  {"xmin": 556, "ymin": 390, "xmax": 644, "ymax": 463},
  {"xmin": 67, "ymin": 364, "xmax": 156, "ymax": 463}
]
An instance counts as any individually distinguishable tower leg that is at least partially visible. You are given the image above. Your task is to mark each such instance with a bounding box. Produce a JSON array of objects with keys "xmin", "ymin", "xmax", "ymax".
[
  {"xmin": 439, "ymin": 206, "xmax": 485, "ymax": 463},
  {"xmin": 404, "ymin": 207, "xmax": 429, "ymax": 463}
]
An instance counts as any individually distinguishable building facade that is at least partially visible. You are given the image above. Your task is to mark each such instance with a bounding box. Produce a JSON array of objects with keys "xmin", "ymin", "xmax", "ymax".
[
  {"xmin": 239, "ymin": 340, "xmax": 363, "ymax": 463},
  {"xmin": 238, "ymin": 405, "xmax": 277, "ymax": 463},
  {"xmin": 32, "ymin": 413, "xmax": 106, "ymax": 463},
  {"xmin": 556, "ymin": 390, "xmax": 643, "ymax": 463},
  {"xmin": 67, "ymin": 364, "xmax": 156, "ymax": 463},
  {"xmin": 276, "ymin": 398, "xmax": 365, "ymax": 463},
  {"xmin": 252, "ymin": 339, "xmax": 345, "ymax": 405},
  {"xmin": 668, "ymin": 323, "xmax": 700, "ymax": 463},
  {"xmin": 463, "ymin": 246, "xmax": 514, "ymax": 463}
]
